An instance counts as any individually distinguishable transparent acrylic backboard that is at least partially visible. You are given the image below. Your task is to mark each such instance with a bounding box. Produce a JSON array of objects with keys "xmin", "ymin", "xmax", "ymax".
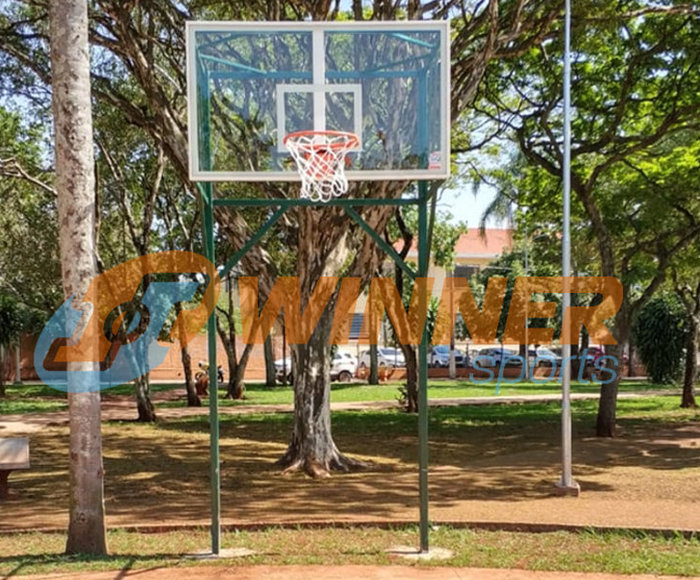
[{"xmin": 186, "ymin": 21, "xmax": 450, "ymax": 182}]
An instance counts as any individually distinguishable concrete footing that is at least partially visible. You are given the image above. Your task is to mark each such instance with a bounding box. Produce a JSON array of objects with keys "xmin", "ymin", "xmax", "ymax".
[
  {"xmin": 554, "ymin": 479, "xmax": 581, "ymax": 497},
  {"xmin": 386, "ymin": 545, "xmax": 454, "ymax": 561},
  {"xmin": 186, "ymin": 547, "xmax": 256, "ymax": 560}
]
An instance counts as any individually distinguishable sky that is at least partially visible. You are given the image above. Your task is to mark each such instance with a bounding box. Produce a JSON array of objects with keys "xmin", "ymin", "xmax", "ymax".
[{"xmin": 436, "ymin": 184, "xmax": 507, "ymax": 230}]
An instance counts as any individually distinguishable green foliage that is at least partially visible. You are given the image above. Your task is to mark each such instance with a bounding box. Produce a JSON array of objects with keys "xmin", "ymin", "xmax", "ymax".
[
  {"xmin": 0, "ymin": 293, "xmax": 23, "ymax": 392},
  {"xmin": 465, "ymin": 4, "xmax": 700, "ymax": 299},
  {"xmin": 0, "ymin": 106, "xmax": 61, "ymax": 311},
  {"xmin": 0, "ymin": 293, "xmax": 22, "ymax": 347},
  {"xmin": 634, "ymin": 294, "xmax": 687, "ymax": 384}
]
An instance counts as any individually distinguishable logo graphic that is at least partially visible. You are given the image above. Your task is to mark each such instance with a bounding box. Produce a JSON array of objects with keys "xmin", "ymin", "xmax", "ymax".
[
  {"xmin": 428, "ymin": 151, "xmax": 442, "ymax": 170},
  {"xmin": 35, "ymin": 260, "xmax": 623, "ymax": 393},
  {"xmin": 470, "ymin": 351, "xmax": 620, "ymax": 394},
  {"xmin": 35, "ymin": 252, "xmax": 219, "ymax": 392},
  {"xmin": 238, "ymin": 275, "xmax": 623, "ymax": 345}
]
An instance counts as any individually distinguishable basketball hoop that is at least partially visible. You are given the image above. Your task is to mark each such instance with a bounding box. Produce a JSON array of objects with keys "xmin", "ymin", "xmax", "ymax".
[{"xmin": 283, "ymin": 130, "xmax": 359, "ymax": 203}]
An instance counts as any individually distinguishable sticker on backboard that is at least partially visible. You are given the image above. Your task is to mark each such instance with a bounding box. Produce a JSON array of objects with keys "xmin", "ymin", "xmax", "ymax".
[{"xmin": 428, "ymin": 151, "xmax": 442, "ymax": 170}]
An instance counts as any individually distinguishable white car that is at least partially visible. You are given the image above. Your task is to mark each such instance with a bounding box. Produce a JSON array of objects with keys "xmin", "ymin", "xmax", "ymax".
[
  {"xmin": 274, "ymin": 357, "xmax": 293, "ymax": 383},
  {"xmin": 530, "ymin": 347, "xmax": 562, "ymax": 367},
  {"xmin": 474, "ymin": 347, "xmax": 518, "ymax": 367},
  {"xmin": 331, "ymin": 352, "xmax": 357, "ymax": 382},
  {"xmin": 430, "ymin": 345, "xmax": 467, "ymax": 367},
  {"xmin": 358, "ymin": 347, "xmax": 406, "ymax": 369},
  {"xmin": 275, "ymin": 353, "xmax": 357, "ymax": 383}
]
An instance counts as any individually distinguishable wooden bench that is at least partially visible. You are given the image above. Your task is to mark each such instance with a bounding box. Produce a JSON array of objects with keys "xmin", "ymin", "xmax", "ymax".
[{"xmin": 0, "ymin": 438, "xmax": 30, "ymax": 500}]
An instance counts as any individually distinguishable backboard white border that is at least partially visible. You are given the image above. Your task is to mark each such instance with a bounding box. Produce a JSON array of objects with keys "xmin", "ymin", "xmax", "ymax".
[{"xmin": 186, "ymin": 20, "xmax": 451, "ymax": 182}]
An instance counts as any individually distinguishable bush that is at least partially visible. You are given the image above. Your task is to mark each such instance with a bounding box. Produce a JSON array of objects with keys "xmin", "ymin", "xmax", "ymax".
[{"xmin": 633, "ymin": 294, "xmax": 687, "ymax": 384}]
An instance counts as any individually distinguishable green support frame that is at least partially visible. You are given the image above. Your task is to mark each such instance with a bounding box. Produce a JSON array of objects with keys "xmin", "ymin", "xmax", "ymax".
[
  {"xmin": 195, "ymin": 26, "xmax": 435, "ymax": 554},
  {"xmin": 198, "ymin": 183, "xmax": 433, "ymax": 554}
]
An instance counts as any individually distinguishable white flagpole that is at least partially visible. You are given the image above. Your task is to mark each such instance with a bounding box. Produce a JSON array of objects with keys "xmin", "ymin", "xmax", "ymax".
[{"xmin": 557, "ymin": 0, "xmax": 580, "ymax": 496}]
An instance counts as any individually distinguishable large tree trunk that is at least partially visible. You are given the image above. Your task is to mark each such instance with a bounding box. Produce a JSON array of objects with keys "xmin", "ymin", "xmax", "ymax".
[
  {"xmin": 392, "ymin": 207, "xmax": 415, "ymax": 404},
  {"xmin": 281, "ymin": 320, "xmax": 288, "ymax": 386},
  {"xmin": 368, "ymin": 344, "xmax": 379, "ymax": 384},
  {"xmin": 519, "ymin": 343, "xmax": 528, "ymax": 379},
  {"xmin": 569, "ymin": 342, "xmax": 581, "ymax": 380},
  {"xmin": 134, "ymin": 374, "xmax": 156, "ymax": 422},
  {"xmin": 570, "ymin": 292, "xmax": 589, "ymax": 379},
  {"xmin": 681, "ymin": 315, "xmax": 698, "ymax": 409},
  {"xmin": 229, "ymin": 344, "xmax": 253, "ymax": 399},
  {"xmin": 277, "ymin": 310, "xmax": 365, "ymax": 477},
  {"xmin": 127, "ymin": 281, "xmax": 156, "ymax": 421},
  {"xmin": 0, "ymin": 344, "xmax": 6, "ymax": 397},
  {"xmin": 217, "ymin": 316, "xmax": 237, "ymax": 398},
  {"xmin": 588, "ymin": 221, "xmax": 624, "ymax": 432},
  {"xmin": 595, "ymin": 338, "xmax": 625, "ymax": 437},
  {"xmin": 216, "ymin": 278, "xmax": 251, "ymax": 400},
  {"xmin": 277, "ymin": 206, "xmax": 365, "ymax": 477},
  {"xmin": 400, "ymin": 344, "xmax": 418, "ymax": 412},
  {"xmin": 576, "ymin": 326, "xmax": 589, "ymax": 379},
  {"xmin": 174, "ymin": 302, "xmax": 199, "ymax": 407},
  {"xmin": 50, "ymin": 0, "xmax": 107, "ymax": 555},
  {"xmin": 264, "ymin": 334, "xmax": 276, "ymax": 387},
  {"xmin": 181, "ymin": 342, "xmax": 199, "ymax": 407},
  {"xmin": 218, "ymin": 316, "xmax": 253, "ymax": 400},
  {"xmin": 449, "ymin": 334, "xmax": 457, "ymax": 380},
  {"xmin": 393, "ymin": 256, "xmax": 417, "ymax": 412},
  {"xmin": 628, "ymin": 343, "xmax": 637, "ymax": 378}
]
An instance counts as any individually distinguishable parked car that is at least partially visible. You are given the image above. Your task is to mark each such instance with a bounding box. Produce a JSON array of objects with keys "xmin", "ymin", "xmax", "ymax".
[
  {"xmin": 359, "ymin": 347, "xmax": 406, "ymax": 368},
  {"xmin": 430, "ymin": 345, "xmax": 467, "ymax": 367},
  {"xmin": 274, "ymin": 357, "xmax": 293, "ymax": 383},
  {"xmin": 529, "ymin": 347, "xmax": 562, "ymax": 367},
  {"xmin": 276, "ymin": 352, "xmax": 358, "ymax": 383},
  {"xmin": 474, "ymin": 347, "xmax": 518, "ymax": 367},
  {"xmin": 331, "ymin": 351, "xmax": 357, "ymax": 382}
]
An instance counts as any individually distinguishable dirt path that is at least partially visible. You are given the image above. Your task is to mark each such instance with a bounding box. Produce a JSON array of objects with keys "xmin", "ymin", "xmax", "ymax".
[{"xmin": 18, "ymin": 565, "xmax": 698, "ymax": 580}]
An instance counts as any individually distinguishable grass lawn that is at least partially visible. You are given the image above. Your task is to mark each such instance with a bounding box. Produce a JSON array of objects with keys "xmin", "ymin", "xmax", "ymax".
[
  {"xmin": 158, "ymin": 378, "xmax": 676, "ymax": 409},
  {"xmin": 0, "ymin": 527, "xmax": 698, "ymax": 577},
  {"xmin": 0, "ymin": 378, "xmax": 678, "ymax": 415},
  {"xmin": 0, "ymin": 394, "xmax": 67, "ymax": 415},
  {"xmin": 0, "ymin": 382, "xmax": 173, "ymax": 415}
]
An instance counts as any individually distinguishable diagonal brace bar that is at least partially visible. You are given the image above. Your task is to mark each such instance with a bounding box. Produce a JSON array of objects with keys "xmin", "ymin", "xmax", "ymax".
[
  {"xmin": 219, "ymin": 207, "xmax": 287, "ymax": 279},
  {"xmin": 345, "ymin": 206, "xmax": 415, "ymax": 281}
]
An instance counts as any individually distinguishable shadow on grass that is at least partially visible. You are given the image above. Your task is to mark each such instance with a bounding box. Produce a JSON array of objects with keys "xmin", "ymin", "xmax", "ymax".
[{"xmin": 0, "ymin": 552, "xmax": 176, "ymax": 579}]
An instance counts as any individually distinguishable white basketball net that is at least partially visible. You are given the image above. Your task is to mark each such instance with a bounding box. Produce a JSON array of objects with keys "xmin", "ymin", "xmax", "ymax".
[{"xmin": 284, "ymin": 131, "xmax": 359, "ymax": 203}]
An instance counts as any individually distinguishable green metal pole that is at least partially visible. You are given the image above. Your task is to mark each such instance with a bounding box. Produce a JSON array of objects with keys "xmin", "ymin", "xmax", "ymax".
[
  {"xmin": 202, "ymin": 183, "xmax": 221, "ymax": 555},
  {"xmin": 417, "ymin": 181, "xmax": 430, "ymax": 552},
  {"xmin": 197, "ymin": 55, "xmax": 221, "ymax": 554}
]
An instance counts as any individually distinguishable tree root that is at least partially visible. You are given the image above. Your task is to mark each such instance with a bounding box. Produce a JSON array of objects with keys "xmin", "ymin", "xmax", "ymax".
[{"xmin": 276, "ymin": 450, "xmax": 372, "ymax": 478}]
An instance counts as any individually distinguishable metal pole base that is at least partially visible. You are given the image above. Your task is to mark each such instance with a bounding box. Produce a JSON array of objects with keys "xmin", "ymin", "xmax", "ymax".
[
  {"xmin": 185, "ymin": 547, "xmax": 256, "ymax": 560},
  {"xmin": 554, "ymin": 478, "xmax": 581, "ymax": 497}
]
